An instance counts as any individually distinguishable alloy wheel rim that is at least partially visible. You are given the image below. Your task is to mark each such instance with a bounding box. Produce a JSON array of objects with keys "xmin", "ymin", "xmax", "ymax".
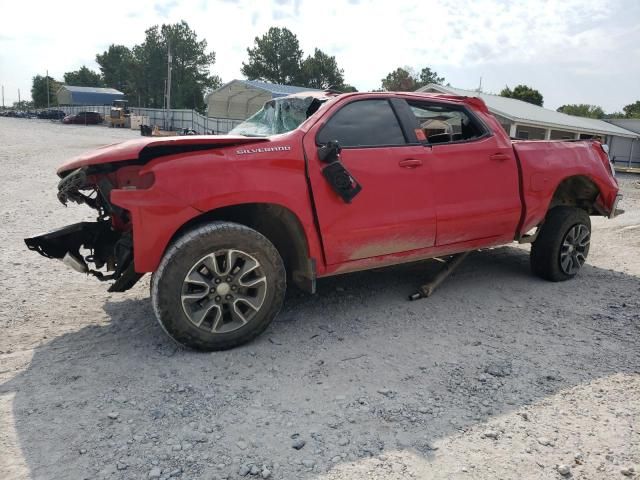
[
  {"xmin": 181, "ymin": 249, "xmax": 267, "ymax": 333},
  {"xmin": 559, "ymin": 223, "xmax": 590, "ymax": 275}
]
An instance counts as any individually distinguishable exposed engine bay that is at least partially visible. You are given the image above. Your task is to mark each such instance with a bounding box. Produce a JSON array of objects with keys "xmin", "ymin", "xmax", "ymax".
[{"xmin": 25, "ymin": 166, "xmax": 144, "ymax": 292}]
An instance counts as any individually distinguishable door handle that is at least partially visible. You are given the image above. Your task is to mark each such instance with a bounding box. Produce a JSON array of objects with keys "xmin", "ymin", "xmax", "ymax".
[
  {"xmin": 490, "ymin": 153, "xmax": 510, "ymax": 161},
  {"xmin": 399, "ymin": 158, "xmax": 423, "ymax": 168}
]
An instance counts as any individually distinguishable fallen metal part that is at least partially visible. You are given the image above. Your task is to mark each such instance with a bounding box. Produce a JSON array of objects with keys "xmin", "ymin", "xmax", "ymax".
[
  {"xmin": 409, "ymin": 251, "xmax": 470, "ymax": 300},
  {"xmin": 62, "ymin": 252, "xmax": 87, "ymax": 273}
]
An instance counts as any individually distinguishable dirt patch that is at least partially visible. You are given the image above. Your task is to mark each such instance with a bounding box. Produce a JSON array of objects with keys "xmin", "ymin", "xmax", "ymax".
[{"xmin": 0, "ymin": 117, "xmax": 638, "ymax": 479}]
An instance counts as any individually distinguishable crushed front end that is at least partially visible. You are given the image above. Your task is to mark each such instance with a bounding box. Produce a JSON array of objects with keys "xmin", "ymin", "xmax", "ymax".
[{"xmin": 24, "ymin": 165, "xmax": 149, "ymax": 292}]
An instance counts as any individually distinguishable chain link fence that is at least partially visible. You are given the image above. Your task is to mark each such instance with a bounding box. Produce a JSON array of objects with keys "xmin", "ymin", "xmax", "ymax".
[{"xmin": 42, "ymin": 105, "xmax": 242, "ymax": 134}]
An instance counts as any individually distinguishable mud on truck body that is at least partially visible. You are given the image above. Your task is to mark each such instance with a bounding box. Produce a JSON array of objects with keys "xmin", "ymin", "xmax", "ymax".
[{"xmin": 26, "ymin": 91, "xmax": 623, "ymax": 350}]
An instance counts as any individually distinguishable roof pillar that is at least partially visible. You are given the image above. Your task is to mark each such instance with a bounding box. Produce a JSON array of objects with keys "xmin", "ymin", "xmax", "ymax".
[
  {"xmin": 544, "ymin": 129, "xmax": 551, "ymax": 140},
  {"xmin": 509, "ymin": 123, "xmax": 517, "ymax": 138}
]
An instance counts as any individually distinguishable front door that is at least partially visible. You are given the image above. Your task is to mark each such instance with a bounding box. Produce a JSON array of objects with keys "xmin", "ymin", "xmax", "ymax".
[{"xmin": 303, "ymin": 98, "xmax": 437, "ymax": 265}]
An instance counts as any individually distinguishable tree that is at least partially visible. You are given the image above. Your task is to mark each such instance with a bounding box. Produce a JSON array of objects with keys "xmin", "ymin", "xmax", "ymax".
[
  {"xmin": 129, "ymin": 21, "xmax": 220, "ymax": 110},
  {"xmin": 131, "ymin": 26, "xmax": 167, "ymax": 108},
  {"xmin": 96, "ymin": 45, "xmax": 134, "ymax": 95},
  {"xmin": 240, "ymin": 27, "xmax": 354, "ymax": 91},
  {"xmin": 500, "ymin": 84, "xmax": 543, "ymax": 106},
  {"xmin": 299, "ymin": 48, "xmax": 345, "ymax": 90},
  {"xmin": 241, "ymin": 27, "xmax": 303, "ymax": 85},
  {"xmin": 31, "ymin": 74, "xmax": 61, "ymax": 108},
  {"xmin": 12, "ymin": 100, "xmax": 34, "ymax": 110},
  {"xmin": 162, "ymin": 21, "xmax": 220, "ymax": 110},
  {"xmin": 380, "ymin": 66, "xmax": 446, "ymax": 91},
  {"xmin": 556, "ymin": 104, "xmax": 605, "ymax": 119},
  {"xmin": 623, "ymin": 100, "xmax": 640, "ymax": 118},
  {"xmin": 381, "ymin": 67, "xmax": 418, "ymax": 91},
  {"xmin": 417, "ymin": 67, "xmax": 445, "ymax": 86},
  {"xmin": 63, "ymin": 66, "xmax": 103, "ymax": 87}
]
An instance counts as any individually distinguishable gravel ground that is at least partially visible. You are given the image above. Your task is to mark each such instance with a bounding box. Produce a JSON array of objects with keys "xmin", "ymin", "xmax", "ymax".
[{"xmin": 0, "ymin": 117, "xmax": 639, "ymax": 480}]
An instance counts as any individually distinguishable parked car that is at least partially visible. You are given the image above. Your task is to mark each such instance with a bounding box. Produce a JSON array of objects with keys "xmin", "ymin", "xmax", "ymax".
[
  {"xmin": 62, "ymin": 111, "xmax": 103, "ymax": 125},
  {"xmin": 38, "ymin": 109, "xmax": 67, "ymax": 120},
  {"xmin": 25, "ymin": 91, "xmax": 622, "ymax": 351}
]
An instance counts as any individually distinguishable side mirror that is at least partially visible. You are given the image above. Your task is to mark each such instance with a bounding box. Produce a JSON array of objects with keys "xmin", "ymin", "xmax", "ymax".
[{"xmin": 317, "ymin": 140, "xmax": 342, "ymax": 163}]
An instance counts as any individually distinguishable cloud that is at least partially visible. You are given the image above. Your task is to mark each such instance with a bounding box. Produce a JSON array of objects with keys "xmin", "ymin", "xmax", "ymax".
[
  {"xmin": 154, "ymin": 0, "xmax": 180, "ymax": 17},
  {"xmin": 0, "ymin": 0, "xmax": 638, "ymax": 111}
]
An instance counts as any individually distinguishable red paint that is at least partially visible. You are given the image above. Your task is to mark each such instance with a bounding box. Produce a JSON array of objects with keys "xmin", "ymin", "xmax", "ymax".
[
  {"xmin": 56, "ymin": 135, "xmax": 270, "ymax": 174},
  {"xmin": 56, "ymin": 92, "xmax": 620, "ymax": 278}
]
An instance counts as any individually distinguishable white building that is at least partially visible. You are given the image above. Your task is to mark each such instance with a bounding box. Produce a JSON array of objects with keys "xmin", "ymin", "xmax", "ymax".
[
  {"xmin": 604, "ymin": 119, "xmax": 640, "ymax": 168},
  {"xmin": 206, "ymin": 79, "xmax": 321, "ymax": 121},
  {"xmin": 418, "ymin": 84, "xmax": 639, "ymax": 168}
]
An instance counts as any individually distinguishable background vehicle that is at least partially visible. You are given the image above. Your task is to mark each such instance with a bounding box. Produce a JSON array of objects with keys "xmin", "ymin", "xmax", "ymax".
[
  {"xmin": 62, "ymin": 111, "xmax": 103, "ymax": 125},
  {"xmin": 25, "ymin": 91, "xmax": 622, "ymax": 351},
  {"xmin": 38, "ymin": 109, "xmax": 67, "ymax": 120},
  {"xmin": 107, "ymin": 99, "xmax": 130, "ymax": 128}
]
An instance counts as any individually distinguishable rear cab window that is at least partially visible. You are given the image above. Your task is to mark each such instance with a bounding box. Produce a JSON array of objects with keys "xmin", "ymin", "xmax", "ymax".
[{"xmin": 406, "ymin": 101, "xmax": 488, "ymax": 145}]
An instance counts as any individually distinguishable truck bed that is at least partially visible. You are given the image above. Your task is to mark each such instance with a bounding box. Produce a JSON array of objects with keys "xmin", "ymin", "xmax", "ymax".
[{"xmin": 513, "ymin": 139, "xmax": 618, "ymax": 235}]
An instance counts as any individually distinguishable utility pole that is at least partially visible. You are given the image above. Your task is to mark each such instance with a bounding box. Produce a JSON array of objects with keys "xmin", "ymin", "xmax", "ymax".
[
  {"xmin": 46, "ymin": 69, "xmax": 50, "ymax": 109},
  {"xmin": 18, "ymin": 88, "xmax": 21, "ymax": 109},
  {"xmin": 166, "ymin": 40, "xmax": 172, "ymax": 129},
  {"xmin": 163, "ymin": 79, "xmax": 167, "ymax": 129},
  {"xmin": 1, "ymin": 85, "xmax": 4, "ymax": 110}
]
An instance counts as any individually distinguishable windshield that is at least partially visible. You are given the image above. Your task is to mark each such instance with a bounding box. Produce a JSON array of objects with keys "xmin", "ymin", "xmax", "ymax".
[{"xmin": 229, "ymin": 96, "xmax": 326, "ymax": 137}]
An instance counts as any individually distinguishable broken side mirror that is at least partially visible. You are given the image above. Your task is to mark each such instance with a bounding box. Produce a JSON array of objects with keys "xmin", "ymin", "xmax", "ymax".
[
  {"xmin": 322, "ymin": 162, "xmax": 362, "ymax": 204},
  {"xmin": 317, "ymin": 140, "xmax": 342, "ymax": 163},
  {"xmin": 316, "ymin": 140, "xmax": 362, "ymax": 203}
]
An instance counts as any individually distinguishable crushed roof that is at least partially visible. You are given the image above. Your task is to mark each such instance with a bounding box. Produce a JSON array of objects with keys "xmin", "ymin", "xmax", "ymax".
[{"xmin": 418, "ymin": 84, "xmax": 638, "ymax": 138}]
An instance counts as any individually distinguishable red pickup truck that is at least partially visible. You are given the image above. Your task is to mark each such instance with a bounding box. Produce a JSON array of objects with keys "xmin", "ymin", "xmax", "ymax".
[{"xmin": 26, "ymin": 91, "xmax": 622, "ymax": 350}]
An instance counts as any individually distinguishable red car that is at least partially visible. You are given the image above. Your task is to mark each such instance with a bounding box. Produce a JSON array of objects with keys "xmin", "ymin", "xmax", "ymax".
[
  {"xmin": 26, "ymin": 91, "xmax": 622, "ymax": 350},
  {"xmin": 62, "ymin": 111, "xmax": 103, "ymax": 125}
]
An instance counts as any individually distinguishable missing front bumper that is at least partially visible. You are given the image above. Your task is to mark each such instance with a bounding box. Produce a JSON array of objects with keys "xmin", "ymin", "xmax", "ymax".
[
  {"xmin": 25, "ymin": 222, "xmax": 112, "ymax": 259},
  {"xmin": 24, "ymin": 221, "xmax": 142, "ymax": 292}
]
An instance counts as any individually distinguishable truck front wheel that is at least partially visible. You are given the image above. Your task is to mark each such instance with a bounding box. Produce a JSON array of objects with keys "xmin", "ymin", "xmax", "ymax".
[
  {"xmin": 530, "ymin": 207, "xmax": 591, "ymax": 282},
  {"xmin": 151, "ymin": 222, "xmax": 286, "ymax": 351}
]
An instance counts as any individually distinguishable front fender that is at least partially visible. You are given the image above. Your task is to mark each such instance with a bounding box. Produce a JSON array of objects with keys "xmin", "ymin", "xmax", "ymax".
[
  {"xmin": 112, "ymin": 147, "xmax": 325, "ymax": 274},
  {"xmin": 111, "ymin": 186, "xmax": 202, "ymax": 273}
]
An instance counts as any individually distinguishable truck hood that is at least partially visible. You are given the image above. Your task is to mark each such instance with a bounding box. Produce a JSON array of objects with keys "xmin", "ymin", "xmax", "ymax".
[{"xmin": 57, "ymin": 135, "xmax": 270, "ymax": 175}]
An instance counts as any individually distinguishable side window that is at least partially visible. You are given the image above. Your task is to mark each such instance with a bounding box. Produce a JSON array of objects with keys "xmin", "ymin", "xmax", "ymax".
[
  {"xmin": 408, "ymin": 101, "xmax": 487, "ymax": 145},
  {"xmin": 317, "ymin": 99, "xmax": 407, "ymax": 148}
]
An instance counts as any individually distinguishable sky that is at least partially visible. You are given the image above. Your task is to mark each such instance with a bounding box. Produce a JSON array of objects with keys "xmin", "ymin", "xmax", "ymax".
[{"xmin": 0, "ymin": 0, "xmax": 639, "ymax": 112}]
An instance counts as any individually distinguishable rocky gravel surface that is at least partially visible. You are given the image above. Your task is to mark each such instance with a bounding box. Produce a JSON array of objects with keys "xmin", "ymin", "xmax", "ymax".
[{"xmin": 0, "ymin": 117, "xmax": 639, "ymax": 479}]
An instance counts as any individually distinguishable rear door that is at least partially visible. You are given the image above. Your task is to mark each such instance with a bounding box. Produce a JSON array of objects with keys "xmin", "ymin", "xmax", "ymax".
[
  {"xmin": 405, "ymin": 99, "xmax": 521, "ymax": 245},
  {"xmin": 303, "ymin": 97, "xmax": 437, "ymax": 265}
]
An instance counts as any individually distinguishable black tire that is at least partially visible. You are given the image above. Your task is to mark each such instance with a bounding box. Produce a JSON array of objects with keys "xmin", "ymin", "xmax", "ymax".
[
  {"xmin": 530, "ymin": 207, "xmax": 591, "ymax": 282},
  {"xmin": 151, "ymin": 221, "xmax": 286, "ymax": 351}
]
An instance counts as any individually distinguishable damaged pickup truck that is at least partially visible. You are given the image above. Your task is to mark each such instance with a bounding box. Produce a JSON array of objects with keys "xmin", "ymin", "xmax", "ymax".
[{"xmin": 25, "ymin": 91, "xmax": 623, "ymax": 350}]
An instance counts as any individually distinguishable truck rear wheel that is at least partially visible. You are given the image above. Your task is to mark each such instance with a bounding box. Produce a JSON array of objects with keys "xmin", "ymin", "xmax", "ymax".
[
  {"xmin": 530, "ymin": 207, "xmax": 591, "ymax": 282},
  {"xmin": 151, "ymin": 222, "xmax": 286, "ymax": 351}
]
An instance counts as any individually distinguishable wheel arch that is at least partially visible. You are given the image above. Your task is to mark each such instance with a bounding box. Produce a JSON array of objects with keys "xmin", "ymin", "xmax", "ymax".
[
  {"xmin": 166, "ymin": 202, "xmax": 316, "ymax": 293},
  {"xmin": 548, "ymin": 175, "xmax": 603, "ymax": 215}
]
